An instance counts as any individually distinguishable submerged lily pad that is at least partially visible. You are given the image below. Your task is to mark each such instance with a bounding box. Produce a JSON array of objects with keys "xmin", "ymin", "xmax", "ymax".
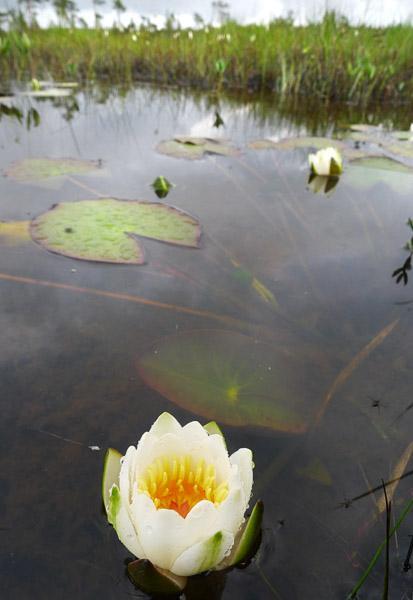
[
  {"xmin": 0, "ymin": 220, "xmax": 30, "ymax": 245},
  {"xmin": 137, "ymin": 330, "xmax": 329, "ymax": 433},
  {"xmin": 30, "ymin": 198, "xmax": 201, "ymax": 264},
  {"xmin": 156, "ymin": 137, "xmax": 238, "ymax": 160},
  {"xmin": 4, "ymin": 157, "xmax": 102, "ymax": 183}
]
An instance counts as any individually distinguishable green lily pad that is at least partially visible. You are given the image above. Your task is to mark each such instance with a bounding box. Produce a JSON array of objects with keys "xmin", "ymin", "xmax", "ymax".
[
  {"xmin": 4, "ymin": 157, "xmax": 102, "ymax": 183},
  {"xmin": 128, "ymin": 560, "xmax": 187, "ymax": 595},
  {"xmin": 156, "ymin": 137, "xmax": 238, "ymax": 160},
  {"xmin": 22, "ymin": 88, "xmax": 73, "ymax": 98},
  {"xmin": 346, "ymin": 159, "xmax": 413, "ymax": 194},
  {"xmin": 248, "ymin": 136, "xmax": 370, "ymax": 161},
  {"xmin": 349, "ymin": 156, "xmax": 413, "ymax": 173},
  {"xmin": 381, "ymin": 140, "xmax": 413, "ymax": 161},
  {"xmin": 30, "ymin": 199, "xmax": 201, "ymax": 264},
  {"xmin": 248, "ymin": 136, "xmax": 345, "ymax": 151},
  {"xmin": 137, "ymin": 330, "xmax": 329, "ymax": 433},
  {"xmin": 349, "ymin": 124, "xmax": 383, "ymax": 133}
]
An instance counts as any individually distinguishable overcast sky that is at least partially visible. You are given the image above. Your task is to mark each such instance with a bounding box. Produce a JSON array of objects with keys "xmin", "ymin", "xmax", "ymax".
[{"xmin": 1, "ymin": 0, "xmax": 413, "ymax": 27}]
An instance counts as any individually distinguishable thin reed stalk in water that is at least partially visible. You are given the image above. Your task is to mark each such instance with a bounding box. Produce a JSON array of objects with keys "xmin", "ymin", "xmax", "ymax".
[
  {"xmin": 348, "ymin": 498, "xmax": 413, "ymax": 599},
  {"xmin": 381, "ymin": 480, "xmax": 390, "ymax": 600}
]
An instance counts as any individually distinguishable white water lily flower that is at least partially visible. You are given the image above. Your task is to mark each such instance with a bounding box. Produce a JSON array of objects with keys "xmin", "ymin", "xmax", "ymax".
[
  {"xmin": 105, "ymin": 413, "xmax": 254, "ymax": 577},
  {"xmin": 308, "ymin": 147, "xmax": 343, "ymax": 176}
]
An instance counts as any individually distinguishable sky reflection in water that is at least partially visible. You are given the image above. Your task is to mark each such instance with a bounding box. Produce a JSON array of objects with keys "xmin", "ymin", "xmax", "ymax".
[{"xmin": 0, "ymin": 85, "xmax": 413, "ymax": 599}]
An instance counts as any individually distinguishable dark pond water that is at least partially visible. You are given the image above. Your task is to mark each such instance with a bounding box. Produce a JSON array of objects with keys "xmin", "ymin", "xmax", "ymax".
[{"xmin": 1, "ymin": 84, "xmax": 413, "ymax": 600}]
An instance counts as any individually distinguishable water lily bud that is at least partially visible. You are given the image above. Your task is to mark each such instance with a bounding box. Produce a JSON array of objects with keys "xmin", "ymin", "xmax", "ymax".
[
  {"xmin": 103, "ymin": 412, "xmax": 254, "ymax": 577},
  {"xmin": 308, "ymin": 147, "xmax": 343, "ymax": 176}
]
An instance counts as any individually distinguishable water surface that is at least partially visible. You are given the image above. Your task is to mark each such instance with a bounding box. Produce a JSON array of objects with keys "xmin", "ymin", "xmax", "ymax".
[{"xmin": 1, "ymin": 85, "xmax": 413, "ymax": 599}]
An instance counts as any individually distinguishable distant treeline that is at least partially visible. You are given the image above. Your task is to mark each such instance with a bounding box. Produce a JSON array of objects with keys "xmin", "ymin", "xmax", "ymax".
[{"xmin": 1, "ymin": 10, "xmax": 413, "ymax": 104}]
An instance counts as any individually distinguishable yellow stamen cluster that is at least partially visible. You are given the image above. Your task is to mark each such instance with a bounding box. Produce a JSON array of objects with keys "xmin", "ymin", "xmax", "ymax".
[{"xmin": 137, "ymin": 455, "xmax": 229, "ymax": 518}]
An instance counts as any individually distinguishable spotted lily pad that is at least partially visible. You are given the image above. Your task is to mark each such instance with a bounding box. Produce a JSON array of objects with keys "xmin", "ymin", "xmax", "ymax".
[
  {"xmin": 156, "ymin": 137, "xmax": 238, "ymax": 160},
  {"xmin": 137, "ymin": 330, "xmax": 330, "ymax": 433},
  {"xmin": 4, "ymin": 157, "xmax": 102, "ymax": 183},
  {"xmin": 30, "ymin": 198, "xmax": 201, "ymax": 264}
]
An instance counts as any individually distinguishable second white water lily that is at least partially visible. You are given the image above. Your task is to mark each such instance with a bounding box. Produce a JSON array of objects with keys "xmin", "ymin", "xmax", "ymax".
[
  {"xmin": 308, "ymin": 147, "xmax": 343, "ymax": 176},
  {"xmin": 103, "ymin": 412, "xmax": 254, "ymax": 578}
]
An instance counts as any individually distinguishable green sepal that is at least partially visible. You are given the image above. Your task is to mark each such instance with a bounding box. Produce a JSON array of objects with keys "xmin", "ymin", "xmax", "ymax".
[
  {"xmin": 329, "ymin": 156, "xmax": 343, "ymax": 176},
  {"xmin": 127, "ymin": 559, "xmax": 187, "ymax": 596},
  {"xmin": 230, "ymin": 500, "xmax": 264, "ymax": 566},
  {"xmin": 108, "ymin": 484, "xmax": 121, "ymax": 526},
  {"xmin": 203, "ymin": 421, "xmax": 227, "ymax": 448},
  {"xmin": 102, "ymin": 447, "xmax": 122, "ymax": 516}
]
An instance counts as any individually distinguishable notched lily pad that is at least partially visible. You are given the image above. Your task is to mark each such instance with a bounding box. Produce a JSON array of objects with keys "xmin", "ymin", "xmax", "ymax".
[
  {"xmin": 30, "ymin": 198, "xmax": 201, "ymax": 264},
  {"xmin": 4, "ymin": 157, "xmax": 102, "ymax": 183},
  {"xmin": 156, "ymin": 137, "xmax": 238, "ymax": 160},
  {"xmin": 137, "ymin": 330, "xmax": 329, "ymax": 433}
]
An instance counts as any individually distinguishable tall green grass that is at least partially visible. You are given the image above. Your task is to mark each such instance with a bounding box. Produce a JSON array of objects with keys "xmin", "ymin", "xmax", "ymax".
[{"xmin": 2, "ymin": 12, "xmax": 413, "ymax": 104}]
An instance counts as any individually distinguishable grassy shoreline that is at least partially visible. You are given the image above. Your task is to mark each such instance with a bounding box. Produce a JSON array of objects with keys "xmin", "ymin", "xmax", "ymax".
[{"xmin": 2, "ymin": 14, "xmax": 413, "ymax": 104}]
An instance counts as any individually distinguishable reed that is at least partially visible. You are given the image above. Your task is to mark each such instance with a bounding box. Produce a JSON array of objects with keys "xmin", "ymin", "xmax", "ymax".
[{"xmin": 2, "ymin": 12, "xmax": 413, "ymax": 104}]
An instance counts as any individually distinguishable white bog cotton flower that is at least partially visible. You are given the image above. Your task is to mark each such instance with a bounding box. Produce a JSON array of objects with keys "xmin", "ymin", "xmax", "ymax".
[
  {"xmin": 104, "ymin": 412, "xmax": 254, "ymax": 577},
  {"xmin": 308, "ymin": 147, "xmax": 343, "ymax": 176}
]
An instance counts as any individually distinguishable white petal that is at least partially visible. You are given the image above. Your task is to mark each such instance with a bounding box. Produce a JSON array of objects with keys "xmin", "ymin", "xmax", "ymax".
[
  {"xmin": 170, "ymin": 530, "xmax": 234, "ymax": 576},
  {"xmin": 182, "ymin": 420, "xmax": 209, "ymax": 447},
  {"xmin": 207, "ymin": 434, "xmax": 231, "ymax": 481},
  {"xmin": 215, "ymin": 485, "xmax": 246, "ymax": 535},
  {"xmin": 134, "ymin": 433, "xmax": 187, "ymax": 477},
  {"xmin": 149, "ymin": 412, "xmax": 182, "ymax": 438},
  {"xmin": 229, "ymin": 448, "xmax": 253, "ymax": 507},
  {"xmin": 115, "ymin": 501, "xmax": 146, "ymax": 558},
  {"xmin": 119, "ymin": 445, "xmax": 136, "ymax": 504},
  {"xmin": 131, "ymin": 493, "xmax": 186, "ymax": 570}
]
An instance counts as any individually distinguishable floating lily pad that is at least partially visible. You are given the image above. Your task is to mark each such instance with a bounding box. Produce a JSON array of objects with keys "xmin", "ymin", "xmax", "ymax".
[
  {"xmin": 30, "ymin": 198, "xmax": 201, "ymax": 264},
  {"xmin": 248, "ymin": 136, "xmax": 370, "ymax": 161},
  {"xmin": 4, "ymin": 157, "xmax": 102, "ymax": 183},
  {"xmin": 248, "ymin": 136, "xmax": 345, "ymax": 152},
  {"xmin": 37, "ymin": 81, "xmax": 78, "ymax": 89},
  {"xmin": 137, "ymin": 330, "xmax": 329, "ymax": 433},
  {"xmin": 156, "ymin": 137, "xmax": 238, "ymax": 160},
  {"xmin": 349, "ymin": 156, "xmax": 413, "ymax": 173},
  {"xmin": 345, "ymin": 160, "xmax": 413, "ymax": 194},
  {"xmin": 0, "ymin": 220, "xmax": 30, "ymax": 245},
  {"xmin": 349, "ymin": 124, "xmax": 383, "ymax": 133}
]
